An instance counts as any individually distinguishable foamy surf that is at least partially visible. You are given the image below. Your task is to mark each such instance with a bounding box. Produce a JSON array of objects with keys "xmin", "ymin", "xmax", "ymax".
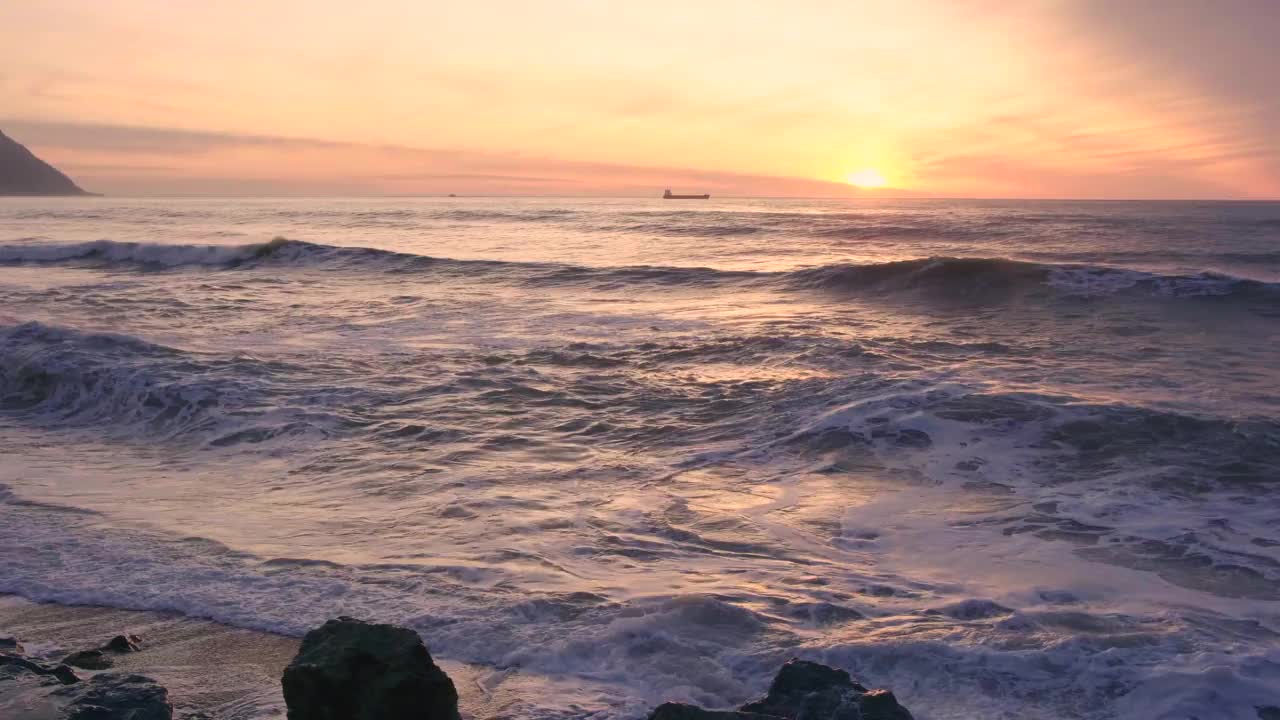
[{"xmin": 1, "ymin": 196, "xmax": 1278, "ymax": 719}]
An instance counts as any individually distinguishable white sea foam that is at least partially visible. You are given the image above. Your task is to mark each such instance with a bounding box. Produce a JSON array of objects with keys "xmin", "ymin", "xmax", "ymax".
[
  {"xmin": 1046, "ymin": 266, "xmax": 1149, "ymax": 296},
  {"xmin": 1, "ymin": 197, "xmax": 1278, "ymax": 719},
  {"xmin": 4, "ymin": 473, "xmax": 1278, "ymax": 720}
]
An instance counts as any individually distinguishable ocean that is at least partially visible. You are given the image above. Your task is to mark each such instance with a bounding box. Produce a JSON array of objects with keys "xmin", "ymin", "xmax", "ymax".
[{"xmin": 0, "ymin": 197, "xmax": 1278, "ymax": 719}]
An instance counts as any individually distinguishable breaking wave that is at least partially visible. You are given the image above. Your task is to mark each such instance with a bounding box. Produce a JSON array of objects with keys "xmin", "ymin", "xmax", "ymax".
[
  {"xmin": 0, "ymin": 321, "xmax": 345, "ymax": 446},
  {"xmin": 2, "ymin": 198, "xmax": 1279, "ymax": 720},
  {"xmin": 2, "ymin": 239, "xmax": 1276, "ymax": 303}
]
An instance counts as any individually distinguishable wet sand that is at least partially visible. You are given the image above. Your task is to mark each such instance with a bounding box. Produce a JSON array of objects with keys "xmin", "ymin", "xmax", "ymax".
[
  {"xmin": 1, "ymin": 594, "xmax": 297, "ymax": 717},
  {"xmin": 0, "ymin": 595, "xmax": 521, "ymax": 719}
]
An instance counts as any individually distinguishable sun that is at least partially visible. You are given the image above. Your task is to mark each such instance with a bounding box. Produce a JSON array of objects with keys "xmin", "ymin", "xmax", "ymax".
[{"xmin": 846, "ymin": 169, "xmax": 887, "ymax": 189}]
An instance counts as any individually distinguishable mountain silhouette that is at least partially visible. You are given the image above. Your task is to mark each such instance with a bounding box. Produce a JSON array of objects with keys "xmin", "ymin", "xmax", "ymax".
[{"xmin": 0, "ymin": 129, "xmax": 93, "ymax": 196}]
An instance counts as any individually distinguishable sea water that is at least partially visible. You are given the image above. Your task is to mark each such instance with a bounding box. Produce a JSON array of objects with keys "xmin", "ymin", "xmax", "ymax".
[{"xmin": 1, "ymin": 197, "xmax": 1278, "ymax": 719}]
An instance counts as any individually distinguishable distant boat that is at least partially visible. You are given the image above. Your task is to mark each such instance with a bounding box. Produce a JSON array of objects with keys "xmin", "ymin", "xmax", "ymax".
[{"xmin": 663, "ymin": 188, "xmax": 710, "ymax": 200}]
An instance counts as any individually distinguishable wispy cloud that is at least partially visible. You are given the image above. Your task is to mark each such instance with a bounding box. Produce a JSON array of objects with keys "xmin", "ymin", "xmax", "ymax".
[
  {"xmin": 2, "ymin": 0, "xmax": 1276, "ymax": 198},
  {"xmin": 2, "ymin": 118, "xmax": 899, "ymax": 197}
]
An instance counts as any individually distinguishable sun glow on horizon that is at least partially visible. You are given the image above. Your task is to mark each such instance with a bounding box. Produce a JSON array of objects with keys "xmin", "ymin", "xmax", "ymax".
[
  {"xmin": 5, "ymin": 2, "xmax": 1278, "ymax": 198},
  {"xmin": 846, "ymin": 169, "xmax": 888, "ymax": 189}
]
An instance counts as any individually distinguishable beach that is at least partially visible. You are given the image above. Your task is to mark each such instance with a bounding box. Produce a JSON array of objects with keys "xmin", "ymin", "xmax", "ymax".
[{"xmin": 0, "ymin": 595, "xmax": 553, "ymax": 719}]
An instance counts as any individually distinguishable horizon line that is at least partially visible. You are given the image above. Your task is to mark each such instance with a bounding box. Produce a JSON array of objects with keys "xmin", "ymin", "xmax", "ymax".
[{"xmin": 6, "ymin": 193, "xmax": 1278, "ymax": 203}]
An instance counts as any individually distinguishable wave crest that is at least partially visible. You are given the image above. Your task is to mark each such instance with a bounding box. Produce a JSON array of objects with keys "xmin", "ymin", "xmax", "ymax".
[
  {"xmin": 0, "ymin": 236, "xmax": 306, "ymax": 268},
  {"xmin": 2, "ymin": 239, "xmax": 1274, "ymax": 302},
  {"xmin": 0, "ymin": 321, "xmax": 331, "ymax": 446}
]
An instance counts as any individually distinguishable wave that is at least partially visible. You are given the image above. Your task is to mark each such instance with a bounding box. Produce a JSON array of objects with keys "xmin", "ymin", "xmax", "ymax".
[
  {"xmin": 789, "ymin": 256, "xmax": 1280, "ymax": 301},
  {"xmin": 786, "ymin": 383, "xmax": 1280, "ymax": 472},
  {"xmin": 788, "ymin": 256, "xmax": 1046, "ymax": 293},
  {"xmin": 0, "ymin": 321, "xmax": 226, "ymax": 437},
  {"xmin": 0, "ymin": 237, "xmax": 295, "ymax": 268},
  {"xmin": 598, "ymin": 221, "xmax": 764, "ymax": 237},
  {"xmin": 1022, "ymin": 249, "xmax": 1280, "ymax": 267},
  {"xmin": 431, "ymin": 208, "xmax": 579, "ymax": 223},
  {"xmin": 0, "ymin": 238, "xmax": 762, "ymax": 290},
  {"xmin": 0, "ymin": 321, "xmax": 342, "ymax": 446},
  {"xmin": 3, "ymin": 239, "xmax": 1276, "ymax": 302},
  {"xmin": 772, "ymin": 380, "xmax": 1280, "ymax": 602}
]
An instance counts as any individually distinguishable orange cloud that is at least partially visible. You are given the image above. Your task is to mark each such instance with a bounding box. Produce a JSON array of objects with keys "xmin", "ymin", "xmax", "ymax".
[{"xmin": 2, "ymin": 0, "xmax": 1276, "ymax": 198}]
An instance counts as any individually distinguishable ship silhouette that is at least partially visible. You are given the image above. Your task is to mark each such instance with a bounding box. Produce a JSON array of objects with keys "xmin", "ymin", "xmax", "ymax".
[{"xmin": 663, "ymin": 188, "xmax": 710, "ymax": 200}]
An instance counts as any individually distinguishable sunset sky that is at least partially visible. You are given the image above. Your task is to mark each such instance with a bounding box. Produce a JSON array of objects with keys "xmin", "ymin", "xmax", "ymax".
[{"xmin": 2, "ymin": 0, "xmax": 1278, "ymax": 198}]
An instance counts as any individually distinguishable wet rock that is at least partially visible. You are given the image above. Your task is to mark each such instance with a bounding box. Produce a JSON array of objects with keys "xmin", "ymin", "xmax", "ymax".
[
  {"xmin": 740, "ymin": 659, "xmax": 867, "ymax": 718},
  {"xmin": 858, "ymin": 689, "xmax": 913, "ymax": 720},
  {"xmin": 1, "ymin": 636, "xmax": 167, "ymax": 719},
  {"xmin": 650, "ymin": 659, "xmax": 912, "ymax": 720},
  {"xmin": 55, "ymin": 672, "xmax": 172, "ymax": 719},
  {"xmin": 648, "ymin": 703, "xmax": 776, "ymax": 720},
  {"xmin": 103, "ymin": 634, "xmax": 143, "ymax": 653},
  {"xmin": 282, "ymin": 616, "xmax": 460, "ymax": 720},
  {"xmin": 0, "ymin": 636, "xmax": 23, "ymax": 654},
  {"xmin": 1257, "ymin": 707, "xmax": 1280, "ymax": 720},
  {"xmin": 53, "ymin": 665, "xmax": 82, "ymax": 686},
  {"xmin": 63, "ymin": 649, "xmax": 114, "ymax": 670},
  {"xmin": 0, "ymin": 652, "xmax": 81, "ymax": 685},
  {"xmin": 55, "ymin": 633, "xmax": 141, "ymax": 672}
]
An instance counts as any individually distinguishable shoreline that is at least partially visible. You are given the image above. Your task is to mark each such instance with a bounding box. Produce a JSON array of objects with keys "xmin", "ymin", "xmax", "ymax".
[
  {"xmin": 0, "ymin": 594, "xmax": 514, "ymax": 719},
  {"xmin": 2, "ymin": 596, "xmax": 920, "ymax": 720},
  {"xmin": 1, "ymin": 593, "xmax": 297, "ymax": 718}
]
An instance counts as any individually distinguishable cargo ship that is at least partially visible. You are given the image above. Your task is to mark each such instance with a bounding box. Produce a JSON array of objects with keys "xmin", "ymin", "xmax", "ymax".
[{"xmin": 663, "ymin": 188, "xmax": 710, "ymax": 200}]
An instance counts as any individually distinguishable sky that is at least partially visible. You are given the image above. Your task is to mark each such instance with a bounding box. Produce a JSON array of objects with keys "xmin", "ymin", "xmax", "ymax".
[{"xmin": 2, "ymin": 0, "xmax": 1278, "ymax": 199}]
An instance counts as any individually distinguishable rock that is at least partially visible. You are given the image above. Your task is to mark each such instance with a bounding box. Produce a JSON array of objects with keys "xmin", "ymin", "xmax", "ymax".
[
  {"xmin": 648, "ymin": 702, "xmax": 777, "ymax": 720},
  {"xmin": 859, "ymin": 689, "xmax": 913, "ymax": 720},
  {"xmin": 52, "ymin": 665, "xmax": 81, "ymax": 686},
  {"xmin": 0, "ymin": 636, "xmax": 23, "ymax": 654},
  {"xmin": 0, "ymin": 639, "xmax": 168, "ymax": 719},
  {"xmin": 53, "ymin": 633, "xmax": 141, "ymax": 673},
  {"xmin": 1, "ymin": 652, "xmax": 49, "ymax": 675},
  {"xmin": 739, "ymin": 659, "xmax": 868, "ymax": 719},
  {"xmin": 651, "ymin": 659, "xmax": 912, "ymax": 720},
  {"xmin": 64, "ymin": 649, "xmax": 114, "ymax": 670},
  {"xmin": 1257, "ymin": 707, "xmax": 1280, "ymax": 720},
  {"xmin": 1, "ymin": 652, "xmax": 81, "ymax": 685},
  {"xmin": 54, "ymin": 673, "xmax": 172, "ymax": 720},
  {"xmin": 282, "ymin": 616, "xmax": 460, "ymax": 720},
  {"xmin": 0, "ymin": 129, "xmax": 93, "ymax": 196},
  {"xmin": 103, "ymin": 634, "xmax": 143, "ymax": 653},
  {"xmin": 761, "ymin": 660, "xmax": 868, "ymax": 699}
]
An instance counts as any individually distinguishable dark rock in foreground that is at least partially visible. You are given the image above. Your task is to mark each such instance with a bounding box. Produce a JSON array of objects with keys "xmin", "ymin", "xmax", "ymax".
[
  {"xmin": 103, "ymin": 634, "xmax": 143, "ymax": 653},
  {"xmin": 54, "ymin": 673, "xmax": 172, "ymax": 720},
  {"xmin": 649, "ymin": 659, "xmax": 912, "ymax": 720},
  {"xmin": 1, "ymin": 651, "xmax": 81, "ymax": 685},
  {"xmin": 2, "ymin": 639, "xmax": 170, "ymax": 718},
  {"xmin": 0, "ymin": 129, "xmax": 93, "ymax": 196},
  {"xmin": 275, "ymin": 619, "xmax": 910, "ymax": 720},
  {"xmin": 282, "ymin": 616, "xmax": 460, "ymax": 720},
  {"xmin": 62, "ymin": 649, "xmax": 113, "ymax": 670},
  {"xmin": 9, "ymin": 618, "xmax": 911, "ymax": 720},
  {"xmin": 739, "ymin": 659, "xmax": 867, "ymax": 716},
  {"xmin": 58, "ymin": 633, "xmax": 143, "ymax": 671},
  {"xmin": 648, "ymin": 704, "xmax": 777, "ymax": 720}
]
